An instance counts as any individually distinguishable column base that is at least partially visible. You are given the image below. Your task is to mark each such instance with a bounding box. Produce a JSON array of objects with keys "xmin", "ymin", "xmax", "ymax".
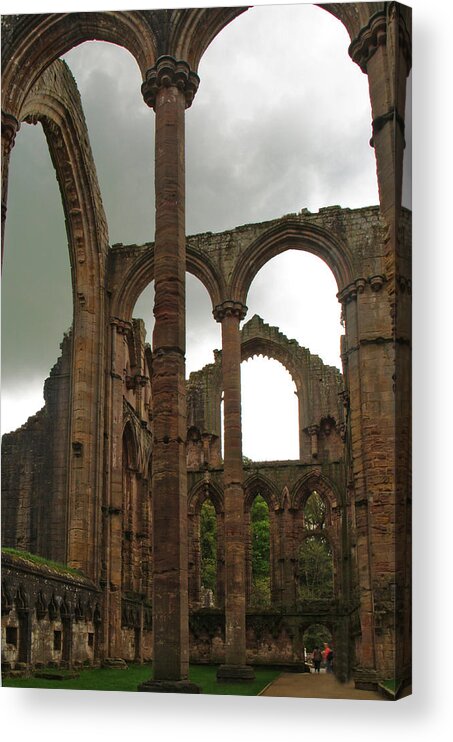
[
  {"xmin": 216, "ymin": 664, "xmax": 255, "ymax": 682},
  {"xmin": 137, "ymin": 679, "xmax": 202, "ymax": 693}
]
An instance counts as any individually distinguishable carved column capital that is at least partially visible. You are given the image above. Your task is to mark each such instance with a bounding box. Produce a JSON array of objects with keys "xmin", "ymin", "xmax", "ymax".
[
  {"xmin": 337, "ymin": 283, "xmax": 358, "ymax": 306},
  {"xmin": 1, "ymin": 110, "xmax": 20, "ymax": 155},
  {"xmin": 126, "ymin": 373, "xmax": 149, "ymax": 390},
  {"xmin": 369, "ymin": 274, "xmax": 386, "ymax": 292},
  {"xmin": 141, "ymin": 55, "xmax": 200, "ymax": 110},
  {"xmin": 306, "ymin": 425, "xmax": 319, "ymax": 459},
  {"xmin": 348, "ymin": 4, "xmax": 411, "ymax": 75},
  {"xmin": 213, "ymin": 300, "xmax": 247, "ymax": 323},
  {"xmin": 110, "ymin": 316, "xmax": 132, "ymax": 335},
  {"xmin": 338, "ymin": 275, "xmax": 387, "ymax": 304},
  {"xmin": 355, "ymin": 278, "xmax": 367, "ymax": 294}
]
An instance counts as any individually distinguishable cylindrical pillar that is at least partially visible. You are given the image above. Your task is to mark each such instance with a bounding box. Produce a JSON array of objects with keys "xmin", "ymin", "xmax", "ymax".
[
  {"xmin": 214, "ymin": 300, "xmax": 254, "ymax": 681},
  {"xmin": 138, "ymin": 56, "xmax": 200, "ymax": 694}
]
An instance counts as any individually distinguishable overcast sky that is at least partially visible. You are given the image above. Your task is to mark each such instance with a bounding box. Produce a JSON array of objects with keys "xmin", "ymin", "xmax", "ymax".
[{"xmin": 1, "ymin": 2, "xmax": 409, "ymax": 459}]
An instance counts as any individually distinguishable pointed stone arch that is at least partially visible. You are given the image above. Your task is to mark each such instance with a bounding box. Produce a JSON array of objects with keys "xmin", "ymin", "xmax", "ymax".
[
  {"xmin": 188, "ymin": 478, "xmax": 224, "ymax": 609},
  {"xmin": 243, "ymin": 473, "xmax": 279, "ymax": 609},
  {"xmin": 1, "ymin": 12, "xmax": 158, "ymax": 118},
  {"xmin": 230, "ymin": 219, "xmax": 355, "ymax": 306},
  {"xmin": 15, "ymin": 60, "xmax": 109, "ymax": 579},
  {"xmin": 188, "ymin": 478, "xmax": 224, "ymax": 516},
  {"xmin": 109, "ymin": 241, "xmax": 225, "ymax": 323},
  {"xmin": 291, "ymin": 470, "xmax": 342, "ymax": 512},
  {"xmin": 243, "ymin": 473, "xmax": 280, "ymax": 514}
]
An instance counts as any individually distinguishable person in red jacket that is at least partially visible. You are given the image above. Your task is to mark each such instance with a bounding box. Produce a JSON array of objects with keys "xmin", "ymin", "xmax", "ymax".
[{"xmin": 326, "ymin": 646, "xmax": 334, "ymax": 673}]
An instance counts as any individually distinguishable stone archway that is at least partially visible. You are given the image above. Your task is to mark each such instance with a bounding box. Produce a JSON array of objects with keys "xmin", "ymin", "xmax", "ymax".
[
  {"xmin": 188, "ymin": 479, "xmax": 224, "ymax": 609},
  {"xmin": 231, "ymin": 219, "xmax": 355, "ymax": 306},
  {"xmin": 243, "ymin": 473, "xmax": 280, "ymax": 608},
  {"xmin": 17, "ymin": 60, "xmax": 109, "ymax": 580}
]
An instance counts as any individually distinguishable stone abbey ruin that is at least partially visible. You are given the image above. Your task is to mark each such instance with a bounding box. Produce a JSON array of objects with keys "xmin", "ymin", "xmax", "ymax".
[{"xmin": 1, "ymin": 4, "xmax": 411, "ymax": 694}]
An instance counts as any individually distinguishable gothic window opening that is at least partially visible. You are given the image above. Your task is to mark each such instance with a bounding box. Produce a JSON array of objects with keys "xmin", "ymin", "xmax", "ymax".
[
  {"xmin": 200, "ymin": 499, "xmax": 217, "ymax": 607},
  {"xmin": 241, "ymin": 357, "xmax": 299, "ymax": 462},
  {"xmin": 298, "ymin": 534, "xmax": 334, "ymax": 601},
  {"xmin": 248, "ymin": 494, "xmax": 271, "ymax": 608},
  {"xmin": 303, "ymin": 491, "xmax": 327, "ymax": 531}
]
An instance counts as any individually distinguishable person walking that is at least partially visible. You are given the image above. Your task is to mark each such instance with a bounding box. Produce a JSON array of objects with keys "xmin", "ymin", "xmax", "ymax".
[
  {"xmin": 312, "ymin": 646, "xmax": 322, "ymax": 673},
  {"xmin": 326, "ymin": 646, "xmax": 334, "ymax": 673}
]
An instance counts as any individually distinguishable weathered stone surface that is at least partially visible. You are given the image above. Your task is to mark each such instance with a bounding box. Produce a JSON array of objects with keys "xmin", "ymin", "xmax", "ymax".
[{"xmin": 1, "ymin": 3, "xmax": 411, "ymax": 692}]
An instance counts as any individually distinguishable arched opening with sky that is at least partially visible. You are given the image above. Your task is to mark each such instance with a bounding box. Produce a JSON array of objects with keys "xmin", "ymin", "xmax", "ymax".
[
  {"xmin": 1, "ymin": 123, "xmax": 72, "ymax": 434},
  {"xmin": 241, "ymin": 357, "xmax": 299, "ymax": 462}
]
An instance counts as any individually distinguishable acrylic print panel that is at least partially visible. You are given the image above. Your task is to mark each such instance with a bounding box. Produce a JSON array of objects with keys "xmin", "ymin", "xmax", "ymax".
[{"xmin": 1, "ymin": 1, "xmax": 411, "ymax": 702}]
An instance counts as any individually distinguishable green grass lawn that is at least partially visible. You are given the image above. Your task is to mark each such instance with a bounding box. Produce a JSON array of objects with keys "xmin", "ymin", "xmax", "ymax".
[{"xmin": 2, "ymin": 663, "xmax": 280, "ymax": 696}]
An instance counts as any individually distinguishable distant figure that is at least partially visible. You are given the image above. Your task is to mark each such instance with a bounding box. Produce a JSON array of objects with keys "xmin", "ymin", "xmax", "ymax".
[
  {"xmin": 326, "ymin": 646, "xmax": 334, "ymax": 673},
  {"xmin": 312, "ymin": 646, "xmax": 322, "ymax": 673}
]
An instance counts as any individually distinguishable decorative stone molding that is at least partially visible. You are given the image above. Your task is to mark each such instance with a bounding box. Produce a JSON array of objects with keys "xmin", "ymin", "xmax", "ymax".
[
  {"xmin": 141, "ymin": 55, "xmax": 200, "ymax": 110},
  {"xmin": 305, "ymin": 424, "xmax": 319, "ymax": 459},
  {"xmin": 369, "ymin": 274, "xmax": 386, "ymax": 292},
  {"xmin": 349, "ymin": 4, "xmax": 412, "ymax": 74},
  {"xmin": 338, "ymin": 275, "xmax": 387, "ymax": 304},
  {"xmin": 355, "ymin": 277, "xmax": 367, "ymax": 294},
  {"xmin": 320, "ymin": 416, "xmax": 335, "ymax": 437},
  {"xmin": 213, "ymin": 300, "xmax": 247, "ymax": 323},
  {"xmin": 126, "ymin": 373, "xmax": 149, "ymax": 391},
  {"xmin": 370, "ymin": 107, "xmax": 406, "ymax": 148},
  {"xmin": 110, "ymin": 316, "xmax": 132, "ymax": 335},
  {"xmin": 337, "ymin": 283, "xmax": 358, "ymax": 305},
  {"xmin": 1, "ymin": 110, "xmax": 20, "ymax": 155}
]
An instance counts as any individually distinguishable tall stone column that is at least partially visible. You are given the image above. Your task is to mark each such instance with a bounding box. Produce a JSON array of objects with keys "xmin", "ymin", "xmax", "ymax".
[
  {"xmin": 214, "ymin": 300, "xmax": 254, "ymax": 681},
  {"xmin": 349, "ymin": 4, "xmax": 411, "ymax": 242},
  {"xmin": 102, "ymin": 317, "xmax": 130, "ymax": 661},
  {"xmin": 1, "ymin": 110, "xmax": 20, "ymax": 265},
  {"xmin": 348, "ymin": 5, "xmax": 412, "ymax": 688},
  {"xmin": 138, "ymin": 56, "xmax": 200, "ymax": 693},
  {"xmin": 280, "ymin": 498, "xmax": 297, "ymax": 609}
]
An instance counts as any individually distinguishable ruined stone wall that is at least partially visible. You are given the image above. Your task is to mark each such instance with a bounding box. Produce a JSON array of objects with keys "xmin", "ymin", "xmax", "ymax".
[
  {"xmin": 189, "ymin": 608, "xmax": 352, "ymax": 680},
  {"xmin": 1, "ymin": 551, "xmax": 101, "ymax": 671},
  {"xmin": 1, "ymin": 203, "xmax": 411, "ymax": 685},
  {"xmin": 186, "ymin": 314, "xmax": 345, "ymax": 465},
  {"xmin": 187, "ymin": 460, "xmax": 349, "ymax": 612},
  {"xmin": 1, "ymin": 332, "xmax": 72, "ymax": 563}
]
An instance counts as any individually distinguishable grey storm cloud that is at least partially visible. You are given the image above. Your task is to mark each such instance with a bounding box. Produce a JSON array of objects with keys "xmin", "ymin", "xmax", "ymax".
[{"xmin": 2, "ymin": 3, "xmax": 387, "ymax": 434}]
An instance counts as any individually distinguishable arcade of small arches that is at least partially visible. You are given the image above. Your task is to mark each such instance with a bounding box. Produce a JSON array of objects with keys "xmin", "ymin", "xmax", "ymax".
[{"xmin": 1, "ymin": 4, "xmax": 411, "ymax": 693}]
